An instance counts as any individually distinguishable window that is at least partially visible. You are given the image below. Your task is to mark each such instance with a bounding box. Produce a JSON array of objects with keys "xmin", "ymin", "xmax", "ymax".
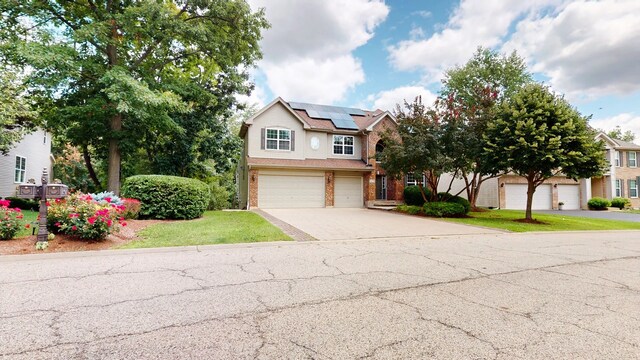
[
  {"xmin": 14, "ymin": 156, "xmax": 26, "ymax": 183},
  {"xmin": 629, "ymin": 151, "xmax": 637, "ymax": 167},
  {"xmin": 615, "ymin": 151, "xmax": 620, "ymax": 167},
  {"xmin": 630, "ymin": 180, "xmax": 638, "ymax": 198},
  {"xmin": 406, "ymin": 173, "xmax": 426, "ymax": 186},
  {"xmin": 333, "ymin": 135, "xmax": 354, "ymax": 155},
  {"xmin": 266, "ymin": 128, "xmax": 290, "ymax": 150},
  {"xmin": 375, "ymin": 140, "xmax": 385, "ymax": 162},
  {"xmin": 615, "ymin": 179, "xmax": 622, "ymax": 197}
]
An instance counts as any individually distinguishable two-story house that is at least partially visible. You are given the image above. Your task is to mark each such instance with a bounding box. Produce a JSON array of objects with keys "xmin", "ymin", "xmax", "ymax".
[
  {"xmin": 238, "ymin": 98, "xmax": 404, "ymax": 209},
  {"xmin": 0, "ymin": 129, "xmax": 53, "ymax": 198}
]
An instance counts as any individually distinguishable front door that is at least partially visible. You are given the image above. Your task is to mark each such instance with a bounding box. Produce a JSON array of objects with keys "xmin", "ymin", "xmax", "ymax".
[{"xmin": 376, "ymin": 175, "xmax": 387, "ymax": 200}]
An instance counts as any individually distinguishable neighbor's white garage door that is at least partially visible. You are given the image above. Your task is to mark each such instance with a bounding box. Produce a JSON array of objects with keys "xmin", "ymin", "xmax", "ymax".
[
  {"xmin": 334, "ymin": 176, "xmax": 363, "ymax": 208},
  {"xmin": 258, "ymin": 173, "xmax": 325, "ymax": 208},
  {"xmin": 557, "ymin": 184, "xmax": 580, "ymax": 210},
  {"xmin": 505, "ymin": 184, "xmax": 552, "ymax": 210}
]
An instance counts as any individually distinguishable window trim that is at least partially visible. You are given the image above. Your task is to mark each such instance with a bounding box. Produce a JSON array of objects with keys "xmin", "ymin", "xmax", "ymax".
[
  {"xmin": 332, "ymin": 135, "xmax": 355, "ymax": 156},
  {"xmin": 615, "ymin": 179, "xmax": 622, "ymax": 197},
  {"xmin": 265, "ymin": 128, "xmax": 291, "ymax": 151},
  {"xmin": 630, "ymin": 180, "xmax": 638, "ymax": 198},
  {"xmin": 406, "ymin": 173, "xmax": 426, "ymax": 186},
  {"xmin": 14, "ymin": 155, "xmax": 26, "ymax": 183},
  {"xmin": 629, "ymin": 151, "xmax": 637, "ymax": 168},
  {"xmin": 615, "ymin": 151, "xmax": 620, "ymax": 167}
]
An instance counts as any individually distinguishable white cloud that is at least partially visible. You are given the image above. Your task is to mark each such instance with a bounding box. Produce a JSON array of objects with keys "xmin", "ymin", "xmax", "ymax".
[
  {"xmin": 236, "ymin": 84, "xmax": 267, "ymax": 108},
  {"xmin": 590, "ymin": 113, "xmax": 640, "ymax": 142},
  {"xmin": 367, "ymin": 86, "xmax": 437, "ymax": 111},
  {"xmin": 248, "ymin": 0, "xmax": 389, "ymax": 103},
  {"xmin": 503, "ymin": 0, "xmax": 640, "ymax": 99}
]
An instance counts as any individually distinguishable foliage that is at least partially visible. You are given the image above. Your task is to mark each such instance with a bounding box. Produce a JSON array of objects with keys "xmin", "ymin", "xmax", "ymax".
[
  {"xmin": 120, "ymin": 198, "xmax": 142, "ymax": 220},
  {"xmin": 52, "ymin": 144, "xmax": 102, "ymax": 193},
  {"xmin": 610, "ymin": 197, "xmax": 631, "ymax": 210},
  {"xmin": 605, "ymin": 126, "xmax": 635, "ymax": 142},
  {"xmin": 35, "ymin": 241, "xmax": 48, "ymax": 250},
  {"xmin": 396, "ymin": 204, "xmax": 424, "ymax": 215},
  {"xmin": 47, "ymin": 193, "xmax": 126, "ymax": 240},
  {"xmin": 1, "ymin": 1, "xmax": 269, "ymax": 192},
  {"xmin": 121, "ymin": 175, "xmax": 209, "ymax": 220},
  {"xmin": 119, "ymin": 211, "xmax": 291, "ymax": 249},
  {"xmin": 206, "ymin": 178, "xmax": 231, "ymax": 211},
  {"xmin": 403, "ymin": 185, "xmax": 430, "ymax": 206},
  {"xmin": 484, "ymin": 83, "xmax": 607, "ymax": 220},
  {"xmin": 0, "ymin": 199, "xmax": 26, "ymax": 240},
  {"xmin": 437, "ymin": 192, "xmax": 471, "ymax": 214},
  {"xmin": 423, "ymin": 202, "xmax": 467, "ymax": 218},
  {"xmin": 587, "ymin": 197, "xmax": 611, "ymax": 210},
  {"xmin": 0, "ymin": 71, "xmax": 38, "ymax": 155},
  {"xmin": 3, "ymin": 197, "xmax": 39, "ymax": 211},
  {"xmin": 89, "ymin": 191, "xmax": 123, "ymax": 205}
]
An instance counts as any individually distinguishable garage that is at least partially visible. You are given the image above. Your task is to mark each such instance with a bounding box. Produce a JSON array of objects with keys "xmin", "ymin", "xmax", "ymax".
[
  {"xmin": 557, "ymin": 184, "xmax": 580, "ymax": 210},
  {"xmin": 334, "ymin": 176, "xmax": 363, "ymax": 208},
  {"xmin": 505, "ymin": 184, "xmax": 552, "ymax": 210},
  {"xmin": 258, "ymin": 173, "xmax": 325, "ymax": 208}
]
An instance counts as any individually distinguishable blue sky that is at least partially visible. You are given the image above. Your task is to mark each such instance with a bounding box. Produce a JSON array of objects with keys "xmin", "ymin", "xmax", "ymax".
[{"xmin": 244, "ymin": 0, "xmax": 640, "ymax": 139}]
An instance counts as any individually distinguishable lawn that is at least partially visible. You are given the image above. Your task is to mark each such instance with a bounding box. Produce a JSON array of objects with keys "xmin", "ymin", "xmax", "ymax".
[
  {"xmin": 15, "ymin": 210, "xmax": 39, "ymax": 238},
  {"xmin": 443, "ymin": 209, "xmax": 640, "ymax": 232},
  {"xmin": 119, "ymin": 211, "xmax": 291, "ymax": 249},
  {"xmin": 624, "ymin": 210, "xmax": 640, "ymax": 214}
]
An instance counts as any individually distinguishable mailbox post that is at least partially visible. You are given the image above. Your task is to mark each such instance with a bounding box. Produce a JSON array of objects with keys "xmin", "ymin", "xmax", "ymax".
[{"xmin": 17, "ymin": 168, "xmax": 68, "ymax": 243}]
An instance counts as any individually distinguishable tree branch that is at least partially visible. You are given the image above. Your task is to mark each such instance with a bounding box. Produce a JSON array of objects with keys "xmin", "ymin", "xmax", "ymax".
[{"xmin": 45, "ymin": 4, "xmax": 108, "ymax": 55}]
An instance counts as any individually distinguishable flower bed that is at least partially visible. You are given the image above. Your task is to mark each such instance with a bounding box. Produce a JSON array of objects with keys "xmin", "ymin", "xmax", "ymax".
[{"xmin": 0, "ymin": 199, "xmax": 26, "ymax": 240}]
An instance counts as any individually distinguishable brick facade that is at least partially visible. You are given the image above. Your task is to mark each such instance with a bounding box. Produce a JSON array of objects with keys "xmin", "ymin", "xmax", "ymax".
[
  {"xmin": 325, "ymin": 171, "xmax": 334, "ymax": 207},
  {"xmin": 613, "ymin": 164, "xmax": 640, "ymax": 208},
  {"xmin": 248, "ymin": 169, "xmax": 259, "ymax": 208},
  {"xmin": 364, "ymin": 116, "xmax": 404, "ymax": 205}
]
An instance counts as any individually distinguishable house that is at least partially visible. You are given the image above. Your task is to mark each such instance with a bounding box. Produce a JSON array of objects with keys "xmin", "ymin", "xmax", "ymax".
[
  {"xmin": 238, "ymin": 98, "xmax": 404, "ymax": 209},
  {"xmin": 0, "ymin": 129, "xmax": 53, "ymax": 198}
]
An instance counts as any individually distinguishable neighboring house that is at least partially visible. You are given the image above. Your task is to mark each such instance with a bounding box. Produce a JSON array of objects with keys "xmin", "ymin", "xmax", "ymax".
[
  {"xmin": 238, "ymin": 98, "xmax": 404, "ymax": 209},
  {"xmin": 0, "ymin": 129, "xmax": 53, "ymax": 198},
  {"xmin": 590, "ymin": 133, "xmax": 640, "ymax": 208}
]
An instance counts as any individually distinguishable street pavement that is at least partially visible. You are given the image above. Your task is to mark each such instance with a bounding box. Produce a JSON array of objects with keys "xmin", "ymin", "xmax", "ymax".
[{"xmin": 1, "ymin": 230, "xmax": 640, "ymax": 359}]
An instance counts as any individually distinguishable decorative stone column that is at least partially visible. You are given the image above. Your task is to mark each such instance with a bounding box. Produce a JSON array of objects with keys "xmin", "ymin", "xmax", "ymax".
[
  {"xmin": 249, "ymin": 169, "xmax": 259, "ymax": 208},
  {"xmin": 325, "ymin": 171, "xmax": 334, "ymax": 207}
]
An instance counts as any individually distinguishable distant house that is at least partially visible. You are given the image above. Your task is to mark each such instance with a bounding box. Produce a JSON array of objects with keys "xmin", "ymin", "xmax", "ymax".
[
  {"xmin": 237, "ymin": 97, "xmax": 404, "ymax": 209},
  {"xmin": 0, "ymin": 129, "xmax": 53, "ymax": 198}
]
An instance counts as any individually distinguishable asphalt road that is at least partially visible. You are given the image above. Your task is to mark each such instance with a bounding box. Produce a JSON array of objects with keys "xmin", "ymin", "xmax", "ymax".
[{"xmin": 1, "ymin": 231, "xmax": 640, "ymax": 359}]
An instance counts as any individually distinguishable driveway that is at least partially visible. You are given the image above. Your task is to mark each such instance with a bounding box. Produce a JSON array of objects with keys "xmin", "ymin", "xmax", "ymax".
[
  {"xmin": 537, "ymin": 209, "xmax": 640, "ymax": 222},
  {"xmin": 1, "ymin": 231, "xmax": 639, "ymax": 359},
  {"xmin": 262, "ymin": 208, "xmax": 501, "ymax": 240}
]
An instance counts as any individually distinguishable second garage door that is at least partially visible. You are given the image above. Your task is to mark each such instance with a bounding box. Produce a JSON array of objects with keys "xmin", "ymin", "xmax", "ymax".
[
  {"xmin": 334, "ymin": 176, "xmax": 363, "ymax": 208},
  {"xmin": 505, "ymin": 184, "xmax": 552, "ymax": 210},
  {"xmin": 558, "ymin": 184, "xmax": 580, "ymax": 210},
  {"xmin": 258, "ymin": 173, "xmax": 325, "ymax": 208}
]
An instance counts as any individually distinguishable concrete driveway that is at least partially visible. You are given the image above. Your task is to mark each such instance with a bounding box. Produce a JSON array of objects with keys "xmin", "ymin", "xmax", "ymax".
[
  {"xmin": 262, "ymin": 208, "xmax": 501, "ymax": 240},
  {"xmin": 1, "ymin": 231, "xmax": 640, "ymax": 359},
  {"xmin": 537, "ymin": 209, "xmax": 640, "ymax": 222}
]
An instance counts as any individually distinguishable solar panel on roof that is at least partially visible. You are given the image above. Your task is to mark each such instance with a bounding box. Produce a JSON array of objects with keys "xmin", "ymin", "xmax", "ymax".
[{"xmin": 287, "ymin": 101, "xmax": 363, "ymax": 129}]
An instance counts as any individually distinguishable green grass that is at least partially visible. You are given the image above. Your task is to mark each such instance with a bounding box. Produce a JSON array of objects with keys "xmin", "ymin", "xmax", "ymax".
[
  {"xmin": 15, "ymin": 210, "xmax": 38, "ymax": 238},
  {"xmin": 624, "ymin": 210, "xmax": 640, "ymax": 214},
  {"xmin": 443, "ymin": 209, "xmax": 640, "ymax": 232},
  {"xmin": 119, "ymin": 211, "xmax": 291, "ymax": 249}
]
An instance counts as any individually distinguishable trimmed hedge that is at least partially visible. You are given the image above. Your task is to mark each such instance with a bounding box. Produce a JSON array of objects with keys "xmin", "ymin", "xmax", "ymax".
[
  {"xmin": 121, "ymin": 175, "xmax": 210, "ymax": 220},
  {"xmin": 396, "ymin": 204, "xmax": 423, "ymax": 215},
  {"xmin": 437, "ymin": 192, "xmax": 471, "ymax": 214},
  {"xmin": 587, "ymin": 197, "xmax": 610, "ymax": 211},
  {"xmin": 404, "ymin": 185, "xmax": 430, "ymax": 206},
  {"xmin": 423, "ymin": 202, "xmax": 466, "ymax": 217},
  {"xmin": 611, "ymin": 197, "xmax": 631, "ymax": 210},
  {"xmin": 2, "ymin": 197, "xmax": 39, "ymax": 211}
]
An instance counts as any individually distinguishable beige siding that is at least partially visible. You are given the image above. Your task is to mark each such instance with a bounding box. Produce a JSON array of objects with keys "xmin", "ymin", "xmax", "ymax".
[
  {"xmin": 247, "ymin": 102, "xmax": 305, "ymax": 160},
  {"xmin": 436, "ymin": 173, "xmax": 499, "ymax": 208},
  {"xmin": 0, "ymin": 130, "xmax": 52, "ymax": 198},
  {"xmin": 304, "ymin": 131, "xmax": 329, "ymax": 159}
]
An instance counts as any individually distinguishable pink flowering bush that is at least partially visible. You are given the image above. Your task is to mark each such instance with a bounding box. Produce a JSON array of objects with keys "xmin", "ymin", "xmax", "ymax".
[
  {"xmin": 47, "ymin": 193, "xmax": 127, "ymax": 240},
  {"xmin": 0, "ymin": 199, "xmax": 26, "ymax": 240},
  {"xmin": 120, "ymin": 198, "xmax": 141, "ymax": 219}
]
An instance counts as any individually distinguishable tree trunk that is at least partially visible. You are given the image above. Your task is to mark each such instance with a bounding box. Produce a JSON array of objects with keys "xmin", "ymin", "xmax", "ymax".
[
  {"xmin": 82, "ymin": 145, "xmax": 101, "ymax": 189},
  {"xmin": 107, "ymin": 113, "xmax": 122, "ymax": 194},
  {"xmin": 525, "ymin": 178, "xmax": 536, "ymax": 221}
]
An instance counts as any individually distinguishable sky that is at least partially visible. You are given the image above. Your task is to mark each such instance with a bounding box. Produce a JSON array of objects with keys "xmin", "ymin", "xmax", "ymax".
[{"xmin": 241, "ymin": 0, "xmax": 640, "ymax": 140}]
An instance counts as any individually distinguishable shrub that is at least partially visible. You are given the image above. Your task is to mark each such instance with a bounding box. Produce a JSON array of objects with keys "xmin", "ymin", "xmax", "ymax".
[
  {"xmin": 611, "ymin": 197, "xmax": 631, "ymax": 210},
  {"xmin": 423, "ymin": 202, "xmax": 466, "ymax": 218},
  {"xmin": 121, "ymin": 175, "xmax": 209, "ymax": 220},
  {"xmin": 587, "ymin": 197, "xmax": 610, "ymax": 210},
  {"xmin": 437, "ymin": 192, "xmax": 471, "ymax": 214},
  {"xmin": 0, "ymin": 199, "xmax": 26, "ymax": 240},
  {"xmin": 89, "ymin": 191, "xmax": 123, "ymax": 205},
  {"xmin": 404, "ymin": 185, "xmax": 430, "ymax": 206},
  {"xmin": 396, "ymin": 204, "xmax": 423, "ymax": 215},
  {"xmin": 120, "ymin": 198, "xmax": 142, "ymax": 219},
  {"xmin": 207, "ymin": 178, "xmax": 230, "ymax": 210},
  {"xmin": 47, "ymin": 193, "xmax": 126, "ymax": 240},
  {"xmin": 3, "ymin": 197, "xmax": 39, "ymax": 211}
]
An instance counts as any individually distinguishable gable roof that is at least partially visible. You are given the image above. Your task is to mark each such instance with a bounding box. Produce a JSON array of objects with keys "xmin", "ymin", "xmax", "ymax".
[
  {"xmin": 240, "ymin": 97, "xmax": 311, "ymax": 137},
  {"xmin": 595, "ymin": 132, "xmax": 640, "ymax": 150}
]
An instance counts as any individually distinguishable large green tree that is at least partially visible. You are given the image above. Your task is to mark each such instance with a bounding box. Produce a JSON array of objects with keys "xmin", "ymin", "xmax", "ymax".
[
  {"xmin": 440, "ymin": 47, "xmax": 532, "ymax": 209},
  {"xmin": 484, "ymin": 83, "xmax": 607, "ymax": 221},
  {"xmin": 604, "ymin": 126, "xmax": 635, "ymax": 142},
  {"xmin": 0, "ymin": 0, "xmax": 268, "ymax": 193},
  {"xmin": 0, "ymin": 71, "xmax": 37, "ymax": 154}
]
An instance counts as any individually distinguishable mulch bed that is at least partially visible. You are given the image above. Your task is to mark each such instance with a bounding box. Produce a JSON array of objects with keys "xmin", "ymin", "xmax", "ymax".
[{"xmin": 0, "ymin": 219, "xmax": 170, "ymax": 256}]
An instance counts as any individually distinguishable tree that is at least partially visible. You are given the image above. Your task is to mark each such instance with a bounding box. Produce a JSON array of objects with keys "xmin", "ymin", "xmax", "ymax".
[
  {"xmin": 378, "ymin": 97, "xmax": 452, "ymax": 202},
  {"xmin": 604, "ymin": 126, "xmax": 635, "ymax": 142},
  {"xmin": 440, "ymin": 47, "xmax": 532, "ymax": 210},
  {"xmin": 1, "ymin": 1, "xmax": 268, "ymax": 193},
  {"xmin": 0, "ymin": 71, "xmax": 37, "ymax": 154},
  {"xmin": 484, "ymin": 83, "xmax": 607, "ymax": 221}
]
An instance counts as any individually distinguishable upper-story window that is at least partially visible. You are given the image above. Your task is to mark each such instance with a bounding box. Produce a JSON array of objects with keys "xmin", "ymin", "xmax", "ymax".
[
  {"xmin": 14, "ymin": 156, "xmax": 26, "ymax": 183},
  {"xmin": 615, "ymin": 151, "xmax": 620, "ymax": 167},
  {"xmin": 375, "ymin": 140, "xmax": 385, "ymax": 162},
  {"xmin": 629, "ymin": 151, "xmax": 637, "ymax": 167},
  {"xmin": 266, "ymin": 128, "xmax": 291, "ymax": 151},
  {"xmin": 333, "ymin": 135, "xmax": 354, "ymax": 155}
]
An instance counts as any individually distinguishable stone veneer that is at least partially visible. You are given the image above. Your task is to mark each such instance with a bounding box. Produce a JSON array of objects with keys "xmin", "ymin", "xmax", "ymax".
[
  {"xmin": 498, "ymin": 175, "xmax": 582, "ymax": 210},
  {"xmin": 364, "ymin": 116, "xmax": 404, "ymax": 205},
  {"xmin": 248, "ymin": 169, "xmax": 259, "ymax": 208},
  {"xmin": 325, "ymin": 171, "xmax": 334, "ymax": 207}
]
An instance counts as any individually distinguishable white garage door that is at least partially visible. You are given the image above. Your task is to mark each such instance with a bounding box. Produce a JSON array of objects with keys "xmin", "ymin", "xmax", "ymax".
[
  {"xmin": 334, "ymin": 176, "xmax": 363, "ymax": 208},
  {"xmin": 505, "ymin": 184, "xmax": 552, "ymax": 210},
  {"xmin": 558, "ymin": 184, "xmax": 580, "ymax": 210},
  {"xmin": 258, "ymin": 174, "xmax": 325, "ymax": 208}
]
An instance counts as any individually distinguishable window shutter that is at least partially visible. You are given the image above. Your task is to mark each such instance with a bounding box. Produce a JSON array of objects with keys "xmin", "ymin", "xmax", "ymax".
[
  {"xmin": 628, "ymin": 179, "xmax": 633, "ymax": 197},
  {"xmin": 620, "ymin": 151, "xmax": 624, "ymax": 167},
  {"xmin": 261, "ymin": 128, "xmax": 265, "ymax": 150},
  {"xmin": 627, "ymin": 151, "xmax": 631, "ymax": 167},
  {"xmin": 291, "ymin": 130, "xmax": 295, "ymax": 151},
  {"xmin": 621, "ymin": 181, "xmax": 624, "ymax": 197}
]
